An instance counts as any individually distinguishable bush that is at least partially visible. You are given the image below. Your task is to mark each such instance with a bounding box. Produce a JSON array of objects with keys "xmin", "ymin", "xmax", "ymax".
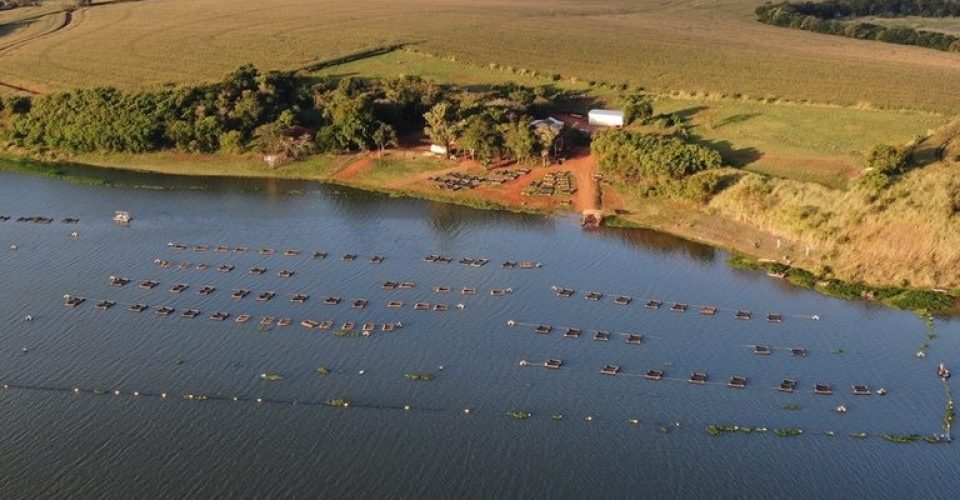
[{"xmin": 218, "ymin": 130, "xmax": 245, "ymax": 154}]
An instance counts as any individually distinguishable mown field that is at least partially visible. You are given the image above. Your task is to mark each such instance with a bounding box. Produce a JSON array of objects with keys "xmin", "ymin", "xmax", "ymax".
[{"xmin": 2, "ymin": 0, "xmax": 960, "ymax": 112}]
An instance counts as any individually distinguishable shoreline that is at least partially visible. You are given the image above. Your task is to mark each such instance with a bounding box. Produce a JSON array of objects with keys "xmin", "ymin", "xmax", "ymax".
[{"xmin": 1, "ymin": 152, "xmax": 956, "ymax": 314}]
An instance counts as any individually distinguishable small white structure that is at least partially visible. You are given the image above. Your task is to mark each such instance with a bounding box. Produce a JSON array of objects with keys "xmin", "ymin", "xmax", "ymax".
[
  {"xmin": 429, "ymin": 144, "xmax": 448, "ymax": 155},
  {"xmin": 530, "ymin": 116, "xmax": 565, "ymax": 132},
  {"xmin": 588, "ymin": 109, "xmax": 624, "ymax": 127}
]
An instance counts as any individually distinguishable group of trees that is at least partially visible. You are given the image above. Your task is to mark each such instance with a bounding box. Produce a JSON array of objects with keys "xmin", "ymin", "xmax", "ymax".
[
  {"xmin": 591, "ymin": 129, "xmax": 724, "ymax": 201},
  {"xmin": 0, "ymin": 64, "xmax": 581, "ymax": 167},
  {"xmin": 858, "ymin": 143, "xmax": 909, "ymax": 190},
  {"xmin": 756, "ymin": 1, "xmax": 960, "ymax": 53}
]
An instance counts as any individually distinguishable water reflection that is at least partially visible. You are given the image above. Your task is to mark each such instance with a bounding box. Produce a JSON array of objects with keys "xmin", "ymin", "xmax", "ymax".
[{"xmin": 601, "ymin": 226, "xmax": 715, "ymax": 263}]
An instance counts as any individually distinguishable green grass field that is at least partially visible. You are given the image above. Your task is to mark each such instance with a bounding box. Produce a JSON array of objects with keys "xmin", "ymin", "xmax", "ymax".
[{"xmin": 2, "ymin": 0, "xmax": 960, "ymax": 112}]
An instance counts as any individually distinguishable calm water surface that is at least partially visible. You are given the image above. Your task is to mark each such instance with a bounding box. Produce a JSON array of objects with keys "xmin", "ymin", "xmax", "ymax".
[{"xmin": 0, "ymin": 169, "xmax": 957, "ymax": 499}]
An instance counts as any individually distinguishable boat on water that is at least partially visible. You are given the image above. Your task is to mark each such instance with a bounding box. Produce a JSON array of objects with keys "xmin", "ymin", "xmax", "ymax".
[{"xmin": 113, "ymin": 211, "xmax": 132, "ymax": 225}]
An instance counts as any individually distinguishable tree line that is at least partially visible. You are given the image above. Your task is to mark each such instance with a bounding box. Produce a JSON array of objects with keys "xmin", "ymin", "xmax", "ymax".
[
  {"xmin": 0, "ymin": 64, "xmax": 585, "ymax": 165},
  {"xmin": 756, "ymin": 1, "xmax": 960, "ymax": 53}
]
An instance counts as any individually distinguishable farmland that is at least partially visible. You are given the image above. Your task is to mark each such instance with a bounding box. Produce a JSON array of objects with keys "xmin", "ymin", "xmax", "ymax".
[{"xmin": 2, "ymin": 0, "xmax": 960, "ymax": 111}]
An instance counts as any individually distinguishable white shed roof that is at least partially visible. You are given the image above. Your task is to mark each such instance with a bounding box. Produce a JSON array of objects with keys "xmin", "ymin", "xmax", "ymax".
[{"xmin": 588, "ymin": 109, "xmax": 623, "ymax": 117}]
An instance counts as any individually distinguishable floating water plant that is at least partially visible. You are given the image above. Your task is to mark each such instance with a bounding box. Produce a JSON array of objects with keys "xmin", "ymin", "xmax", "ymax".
[
  {"xmin": 551, "ymin": 413, "xmax": 564, "ymax": 421},
  {"xmin": 404, "ymin": 373, "xmax": 434, "ymax": 382},
  {"xmin": 508, "ymin": 410, "xmax": 531, "ymax": 420},
  {"xmin": 315, "ymin": 366, "xmax": 331, "ymax": 376},
  {"xmin": 831, "ymin": 348, "xmax": 844, "ymax": 354},
  {"xmin": 326, "ymin": 398, "xmax": 350, "ymax": 408},
  {"xmin": 260, "ymin": 373, "xmax": 283, "ymax": 382},
  {"xmin": 782, "ymin": 403, "xmax": 802, "ymax": 411},
  {"xmin": 774, "ymin": 428, "xmax": 803, "ymax": 437},
  {"xmin": 334, "ymin": 330, "xmax": 356, "ymax": 337},
  {"xmin": 850, "ymin": 432, "xmax": 868, "ymax": 439},
  {"xmin": 175, "ymin": 358, "xmax": 186, "ymax": 365},
  {"xmin": 883, "ymin": 433, "xmax": 922, "ymax": 444}
]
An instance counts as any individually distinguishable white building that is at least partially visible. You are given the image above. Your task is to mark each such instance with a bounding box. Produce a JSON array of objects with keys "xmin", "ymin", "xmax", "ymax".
[
  {"xmin": 588, "ymin": 109, "xmax": 624, "ymax": 127},
  {"xmin": 530, "ymin": 116, "xmax": 565, "ymax": 132}
]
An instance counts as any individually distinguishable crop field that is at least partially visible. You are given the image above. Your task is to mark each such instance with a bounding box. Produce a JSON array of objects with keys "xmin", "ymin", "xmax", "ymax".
[{"xmin": 2, "ymin": 0, "xmax": 960, "ymax": 112}]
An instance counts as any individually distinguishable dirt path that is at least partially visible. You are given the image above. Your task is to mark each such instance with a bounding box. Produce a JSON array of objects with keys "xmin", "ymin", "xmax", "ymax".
[
  {"xmin": 331, "ymin": 153, "xmax": 375, "ymax": 181},
  {"xmin": 563, "ymin": 154, "xmax": 598, "ymax": 212},
  {"xmin": 0, "ymin": 80, "xmax": 39, "ymax": 95}
]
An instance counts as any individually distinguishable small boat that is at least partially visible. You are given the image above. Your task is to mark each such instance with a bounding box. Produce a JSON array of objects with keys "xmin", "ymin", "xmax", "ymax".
[
  {"xmin": 461, "ymin": 287, "xmax": 477, "ymax": 296},
  {"xmin": 699, "ymin": 306, "xmax": 717, "ymax": 316},
  {"xmin": 387, "ymin": 300, "xmax": 404, "ymax": 309},
  {"xmin": 563, "ymin": 327, "xmax": 581, "ymax": 339},
  {"xmin": 139, "ymin": 280, "xmax": 159, "ymax": 289},
  {"xmin": 235, "ymin": 314, "xmax": 251, "ymax": 324},
  {"xmin": 688, "ymin": 372, "xmax": 708, "ymax": 384},
  {"xmin": 593, "ymin": 330, "xmax": 611, "ymax": 342},
  {"xmin": 217, "ymin": 264, "xmax": 235, "ymax": 272},
  {"xmin": 323, "ymin": 296, "xmax": 341, "ymax": 305},
  {"xmin": 852, "ymin": 385, "xmax": 871, "ymax": 396},
  {"xmin": 459, "ymin": 257, "xmax": 474, "ymax": 266},
  {"xmin": 625, "ymin": 334, "xmax": 643, "ymax": 345},
  {"xmin": 169, "ymin": 283, "xmax": 189, "ymax": 293},
  {"xmin": 644, "ymin": 369, "xmax": 664, "ymax": 381},
  {"xmin": 257, "ymin": 291, "xmax": 276, "ymax": 302},
  {"xmin": 778, "ymin": 379, "xmax": 797, "ymax": 393},
  {"xmin": 248, "ymin": 267, "xmax": 266, "ymax": 275},
  {"xmin": 814, "ymin": 383, "xmax": 833, "ymax": 395},
  {"xmin": 210, "ymin": 312, "xmax": 229, "ymax": 321},
  {"xmin": 291, "ymin": 293, "xmax": 309, "ymax": 304},
  {"xmin": 614, "ymin": 295, "xmax": 633, "ymax": 306},
  {"xmin": 197, "ymin": 285, "xmax": 216, "ymax": 296},
  {"xmin": 196, "ymin": 263, "xmax": 209, "ymax": 271},
  {"xmin": 113, "ymin": 211, "xmax": 132, "ymax": 225},
  {"xmin": 753, "ymin": 345, "xmax": 772, "ymax": 355},
  {"xmin": 423, "ymin": 254, "xmax": 439, "ymax": 263},
  {"xmin": 353, "ymin": 299, "xmax": 368, "ymax": 309},
  {"xmin": 585, "ymin": 291, "xmax": 603, "ymax": 301},
  {"xmin": 232, "ymin": 289, "xmax": 250, "ymax": 300},
  {"xmin": 178, "ymin": 262, "xmax": 193, "ymax": 270},
  {"xmin": 534, "ymin": 324, "xmax": 552, "ymax": 335},
  {"xmin": 341, "ymin": 322, "xmax": 355, "ymax": 330},
  {"xmin": 544, "ymin": 359, "xmax": 563, "ymax": 369},
  {"xmin": 382, "ymin": 281, "xmax": 399, "ymax": 290},
  {"xmin": 234, "ymin": 246, "xmax": 248, "ymax": 253},
  {"xmin": 362, "ymin": 323, "xmax": 375, "ymax": 332},
  {"xmin": 670, "ymin": 303, "xmax": 688, "ymax": 313},
  {"xmin": 155, "ymin": 306, "xmax": 175, "ymax": 316},
  {"xmin": 490, "ymin": 288, "xmax": 511, "ymax": 297},
  {"xmin": 767, "ymin": 313, "xmax": 783, "ymax": 323},
  {"xmin": 728, "ymin": 376, "xmax": 748, "ymax": 389},
  {"xmin": 734, "ymin": 310, "xmax": 752, "ymax": 320},
  {"xmin": 644, "ymin": 300, "xmax": 662, "ymax": 309},
  {"xmin": 181, "ymin": 309, "xmax": 200, "ymax": 319},
  {"xmin": 600, "ymin": 364, "xmax": 621, "ymax": 375},
  {"xmin": 790, "ymin": 347, "xmax": 807, "ymax": 357},
  {"xmin": 128, "ymin": 304, "xmax": 148, "ymax": 313},
  {"xmin": 471, "ymin": 258, "xmax": 489, "ymax": 267},
  {"xmin": 277, "ymin": 269, "xmax": 295, "ymax": 278},
  {"xmin": 435, "ymin": 256, "xmax": 452, "ymax": 264}
]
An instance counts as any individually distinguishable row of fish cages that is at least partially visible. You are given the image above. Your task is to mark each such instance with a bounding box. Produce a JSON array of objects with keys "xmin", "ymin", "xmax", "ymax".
[
  {"xmin": 165, "ymin": 243, "xmax": 384, "ymax": 263},
  {"xmin": 551, "ymin": 286, "xmax": 811, "ymax": 322},
  {"xmin": 423, "ymin": 254, "xmax": 542, "ymax": 269},
  {"xmin": 429, "ymin": 168, "xmax": 531, "ymax": 191},
  {"xmin": 0, "ymin": 215, "xmax": 81, "ymax": 224},
  {"xmin": 522, "ymin": 171, "xmax": 576, "ymax": 197},
  {"xmin": 509, "ymin": 321, "xmax": 646, "ymax": 344}
]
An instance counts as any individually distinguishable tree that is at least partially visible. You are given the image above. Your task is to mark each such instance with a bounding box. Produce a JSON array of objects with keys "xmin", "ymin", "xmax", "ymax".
[
  {"xmin": 423, "ymin": 102, "xmax": 457, "ymax": 153},
  {"xmin": 371, "ymin": 121, "xmax": 398, "ymax": 163},
  {"xmin": 865, "ymin": 144, "xmax": 907, "ymax": 174},
  {"xmin": 623, "ymin": 92, "xmax": 654, "ymax": 125},
  {"xmin": 534, "ymin": 123, "xmax": 560, "ymax": 166},
  {"xmin": 459, "ymin": 112, "xmax": 503, "ymax": 165},
  {"xmin": 500, "ymin": 120, "xmax": 536, "ymax": 163}
]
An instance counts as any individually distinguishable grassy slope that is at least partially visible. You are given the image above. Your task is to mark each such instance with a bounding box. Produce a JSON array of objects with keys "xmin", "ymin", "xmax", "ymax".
[
  {"xmin": 0, "ymin": 0, "xmax": 960, "ymax": 111},
  {"xmin": 855, "ymin": 16, "xmax": 960, "ymax": 36}
]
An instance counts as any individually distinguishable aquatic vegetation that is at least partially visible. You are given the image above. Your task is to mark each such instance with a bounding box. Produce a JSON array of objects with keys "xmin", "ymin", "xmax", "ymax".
[
  {"xmin": 831, "ymin": 348, "xmax": 844, "ymax": 354},
  {"xmin": 707, "ymin": 425, "xmax": 754, "ymax": 436},
  {"xmin": 260, "ymin": 373, "xmax": 283, "ymax": 382},
  {"xmin": 333, "ymin": 329, "xmax": 356, "ymax": 337},
  {"xmin": 882, "ymin": 434, "xmax": 922, "ymax": 444},
  {"xmin": 782, "ymin": 403, "xmax": 802, "ymax": 411},
  {"xmin": 404, "ymin": 373, "xmax": 435, "ymax": 382},
  {"xmin": 507, "ymin": 410, "xmax": 531, "ymax": 420},
  {"xmin": 315, "ymin": 366, "xmax": 331, "ymax": 376},
  {"xmin": 850, "ymin": 432, "xmax": 868, "ymax": 439},
  {"xmin": 326, "ymin": 398, "xmax": 350, "ymax": 408}
]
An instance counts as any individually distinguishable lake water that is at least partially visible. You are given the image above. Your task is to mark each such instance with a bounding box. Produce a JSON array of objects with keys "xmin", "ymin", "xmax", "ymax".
[{"xmin": 0, "ymin": 168, "xmax": 957, "ymax": 499}]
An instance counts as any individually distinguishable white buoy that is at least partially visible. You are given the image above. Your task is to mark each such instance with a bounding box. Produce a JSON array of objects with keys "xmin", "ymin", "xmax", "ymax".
[
  {"xmin": 256, "ymin": 397, "xmax": 263, "ymax": 404},
  {"xmin": 161, "ymin": 393, "xmax": 167, "ymax": 399},
  {"xmin": 73, "ymin": 387, "xmax": 80, "ymax": 394},
  {"xmin": 585, "ymin": 416, "xmax": 594, "ymax": 421},
  {"xmin": 507, "ymin": 320, "xmax": 516, "ymax": 326},
  {"xmin": 24, "ymin": 315, "xmax": 32, "ymax": 322},
  {"xmin": 438, "ymin": 365, "xmax": 444, "ymax": 371},
  {"xmin": 358, "ymin": 370, "xmax": 365, "ymax": 375},
  {"xmin": 113, "ymin": 390, "xmax": 120, "ymax": 396},
  {"xmin": 9, "ymin": 245, "xmax": 16, "ymax": 251},
  {"xmin": 403, "ymin": 405, "xmax": 411, "ymax": 411},
  {"xmin": 71, "ymin": 231, "xmax": 79, "ymax": 239},
  {"xmin": 133, "ymin": 391, "xmax": 139, "ymax": 397},
  {"xmin": 463, "ymin": 408, "xmax": 471, "ymax": 414}
]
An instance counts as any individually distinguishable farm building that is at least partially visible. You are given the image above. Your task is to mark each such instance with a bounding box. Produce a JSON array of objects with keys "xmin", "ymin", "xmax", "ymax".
[{"xmin": 588, "ymin": 109, "xmax": 624, "ymax": 127}]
